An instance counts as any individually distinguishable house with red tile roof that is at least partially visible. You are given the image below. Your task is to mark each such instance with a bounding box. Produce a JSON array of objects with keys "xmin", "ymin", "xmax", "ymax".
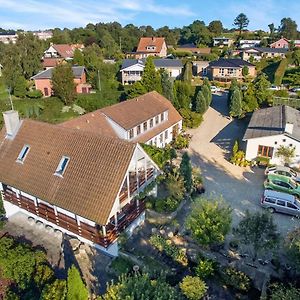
[
  {"xmin": 62, "ymin": 91, "xmax": 183, "ymax": 148},
  {"xmin": 42, "ymin": 43, "xmax": 84, "ymax": 69},
  {"xmin": 127, "ymin": 37, "xmax": 167, "ymax": 59},
  {"xmin": 0, "ymin": 110, "xmax": 160, "ymax": 256}
]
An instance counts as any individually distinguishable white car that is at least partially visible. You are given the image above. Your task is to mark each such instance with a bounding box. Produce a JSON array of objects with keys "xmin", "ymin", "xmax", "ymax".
[
  {"xmin": 210, "ymin": 86, "xmax": 220, "ymax": 93},
  {"xmin": 265, "ymin": 166, "xmax": 300, "ymax": 183},
  {"xmin": 268, "ymin": 85, "xmax": 280, "ymax": 91}
]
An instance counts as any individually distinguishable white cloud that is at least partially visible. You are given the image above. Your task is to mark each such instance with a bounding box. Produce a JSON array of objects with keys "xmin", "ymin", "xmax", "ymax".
[{"xmin": 0, "ymin": 0, "xmax": 194, "ymax": 30}]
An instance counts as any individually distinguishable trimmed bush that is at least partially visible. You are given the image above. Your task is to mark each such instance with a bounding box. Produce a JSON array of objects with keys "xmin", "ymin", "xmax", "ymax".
[
  {"xmin": 274, "ymin": 58, "xmax": 288, "ymax": 86},
  {"xmin": 195, "ymin": 257, "xmax": 216, "ymax": 279},
  {"xmin": 180, "ymin": 276, "xmax": 207, "ymax": 300},
  {"xmin": 26, "ymin": 90, "xmax": 43, "ymax": 99}
]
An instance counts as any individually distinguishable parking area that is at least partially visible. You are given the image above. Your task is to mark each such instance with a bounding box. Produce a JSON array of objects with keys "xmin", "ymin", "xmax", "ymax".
[{"xmin": 187, "ymin": 93, "xmax": 300, "ymax": 236}]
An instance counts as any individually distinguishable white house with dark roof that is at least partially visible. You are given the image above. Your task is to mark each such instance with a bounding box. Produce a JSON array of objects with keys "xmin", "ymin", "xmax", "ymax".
[
  {"xmin": 243, "ymin": 105, "xmax": 300, "ymax": 166},
  {"xmin": 240, "ymin": 47, "xmax": 288, "ymax": 61},
  {"xmin": 0, "ymin": 110, "xmax": 160, "ymax": 257},
  {"xmin": 120, "ymin": 59, "xmax": 183, "ymax": 85}
]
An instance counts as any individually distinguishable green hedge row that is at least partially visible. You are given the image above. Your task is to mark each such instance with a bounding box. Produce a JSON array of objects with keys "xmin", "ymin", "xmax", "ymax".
[{"xmin": 274, "ymin": 58, "xmax": 288, "ymax": 86}]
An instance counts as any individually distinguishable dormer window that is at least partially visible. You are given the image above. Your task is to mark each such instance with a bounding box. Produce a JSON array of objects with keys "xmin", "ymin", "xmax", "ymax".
[
  {"xmin": 137, "ymin": 125, "xmax": 141, "ymax": 135},
  {"xmin": 161, "ymin": 113, "xmax": 164, "ymax": 122},
  {"xmin": 129, "ymin": 129, "xmax": 134, "ymax": 139},
  {"xmin": 55, "ymin": 156, "xmax": 70, "ymax": 177},
  {"xmin": 155, "ymin": 116, "xmax": 159, "ymax": 125},
  {"xmin": 150, "ymin": 119, "xmax": 153, "ymax": 128},
  {"xmin": 16, "ymin": 145, "xmax": 30, "ymax": 163},
  {"xmin": 143, "ymin": 122, "xmax": 147, "ymax": 131}
]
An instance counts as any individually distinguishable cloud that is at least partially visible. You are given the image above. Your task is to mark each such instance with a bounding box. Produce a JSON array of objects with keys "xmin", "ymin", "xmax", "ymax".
[{"xmin": 0, "ymin": 0, "xmax": 194, "ymax": 30}]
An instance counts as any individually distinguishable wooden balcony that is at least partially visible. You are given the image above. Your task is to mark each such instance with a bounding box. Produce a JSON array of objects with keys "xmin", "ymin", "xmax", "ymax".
[{"xmin": 3, "ymin": 187, "xmax": 146, "ymax": 248}]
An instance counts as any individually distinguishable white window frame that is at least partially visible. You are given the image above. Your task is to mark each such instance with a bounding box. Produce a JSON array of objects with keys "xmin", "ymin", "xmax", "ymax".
[
  {"xmin": 55, "ymin": 156, "xmax": 70, "ymax": 177},
  {"xmin": 16, "ymin": 145, "xmax": 30, "ymax": 163}
]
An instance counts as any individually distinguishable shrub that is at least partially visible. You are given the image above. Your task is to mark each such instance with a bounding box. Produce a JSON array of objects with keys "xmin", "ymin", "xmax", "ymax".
[
  {"xmin": 111, "ymin": 257, "xmax": 133, "ymax": 276},
  {"xmin": 230, "ymin": 150, "xmax": 250, "ymax": 167},
  {"xmin": 26, "ymin": 90, "xmax": 43, "ymax": 99},
  {"xmin": 195, "ymin": 257, "xmax": 216, "ymax": 279},
  {"xmin": 274, "ymin": 58, "xmax": 288, "ymax": 86},
  {"xmin": 221, "ymin": 267, "xmax": 251, "ymax": 292},
  {"xmin": 180, "ymin": 276, "xmax": 207, "ymax": 300},
  {"xmin": 149, "ymin": 234, "xmax": 188, "ymax": 266},
  {"xmin": 172, "ymin": 134, "xmax": 190, "ymax": 149},
  {"xmin": 269, "ymin": 283, "xmax": 300, "ymax": 300},
  {"xmin": 179, "ymin": 108, "xmax": 203, "ymax": 128}
]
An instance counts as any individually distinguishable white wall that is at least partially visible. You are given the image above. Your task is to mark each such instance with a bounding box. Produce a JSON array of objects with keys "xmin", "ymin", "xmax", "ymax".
[
  {"xmin": 105, "ymin": 116, "xmax": 128, "ymax": 139},
  {"xmin": 245, "ymin": 134, "xmax": 300, "ymax": 165}
]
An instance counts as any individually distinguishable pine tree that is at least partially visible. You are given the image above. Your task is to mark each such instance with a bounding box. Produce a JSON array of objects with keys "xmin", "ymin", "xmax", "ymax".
[
  {"xmin": 202, "ymin": 84, "xmax": 211, "ymax": 107},
  {"xmin": 141, "ymin": 56, "xmax": 162, "ymax": 93},
  {"xmin": 66, "ymin": 265, "xmax": 88, "ymax": 300},
  {"xmin": 193, "ymin": 90, "xmax": 207, "ymax": 114},
  {"xmin": 52, "ymin": 64, "xmax": 76, "ymax": 105},
  {"xmin": 14, "ymin": 76, "xmax": 27, "ymax": 98},
  {"xmin": 161, "ymin": 71, "xmax": 174, "ymax": 102},
  {"xmin": 183, "ymin": 61, "xmax": 192, "ymax": 82},
  {"xmin": 229, "ymin": 87, "xmax": 243, "ymax": 118},
  {"xmin": 242, "ymin": 83, "xmax": 258, "ymax": 112},
  {"xmin": 180, "ymin": 152, "xmax": 193, "ymax": 194}
]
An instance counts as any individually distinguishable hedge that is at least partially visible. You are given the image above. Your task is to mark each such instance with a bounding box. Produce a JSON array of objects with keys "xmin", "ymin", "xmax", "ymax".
[{"xmin": 274, "ymin": 58, "xmax": 288, "ymax": 86}]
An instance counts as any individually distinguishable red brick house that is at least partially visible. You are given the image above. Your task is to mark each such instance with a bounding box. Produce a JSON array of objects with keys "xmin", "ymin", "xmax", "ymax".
[
  {"xmin": 31, "ymin": 66, "xmax": 91, "ymax": 97},
  {"xmin": 127, "ymin": 37, "xmax": 167, "ymax": 59}
]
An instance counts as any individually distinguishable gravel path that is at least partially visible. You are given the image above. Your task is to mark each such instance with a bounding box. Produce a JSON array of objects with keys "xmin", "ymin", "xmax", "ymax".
[{"xmin": 187, "ymin": 93, "xmax": 300, "ymax": 236}]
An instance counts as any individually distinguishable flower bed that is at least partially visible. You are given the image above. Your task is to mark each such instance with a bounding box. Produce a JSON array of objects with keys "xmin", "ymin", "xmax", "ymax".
[{"xmin": 149, "ymin": 234, "xmax": 188, "ymax": 266}]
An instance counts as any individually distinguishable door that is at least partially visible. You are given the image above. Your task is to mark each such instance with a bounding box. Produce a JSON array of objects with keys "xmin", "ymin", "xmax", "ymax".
[
  {"xmin": 44, "ymin": 87, "xmax": 49, "ymax": 96},
  {"xmin": 275, "ymin": 199, "xmax": 286, "ymax": 213},
  {"xmin": 286, "ymin": 202, "xmax": 300, "ymax": 216}
]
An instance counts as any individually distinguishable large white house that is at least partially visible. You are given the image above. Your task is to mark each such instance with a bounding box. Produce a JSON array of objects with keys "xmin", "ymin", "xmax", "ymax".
[
  {"xmin": 243, "ymin": 106, "xmax": 300, "ymax": 166},
  {"xmin": 0, "ymin": 110, "xmax": 160, "ymax": 257},
  {"xmin": 120, "ymin": 59, "xmax": 183, "ymax": 85},
  {"xmin": 62, "ymin": 91, "xmax": 183, "ymax": 148}
]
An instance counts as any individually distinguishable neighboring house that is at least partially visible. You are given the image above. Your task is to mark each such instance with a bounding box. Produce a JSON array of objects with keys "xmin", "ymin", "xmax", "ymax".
[
  {"xmin": 0, "ymin": 110, "xmax": 159, "ymax": 257},
  {"xmin": 62, "ymin": 91, "xmax": 183, "ymax": 148},
  {"xmin": 208, "ymin": 59, "xmax": 256, "ymax": 81},
  {"xmin": 240, "ymin": 47, "xmax": 288, "ymax": 61},
  {"xmin": 0, "ymin": 34, "xmax": 18, "ymax": 44},
  {"xmin": 294, "ymin": 40, "xmax": 300, "ymax": 48},
  {"xmin": 243, "ymin": 105, "xmax": 300, "ymax": 166},
  {"xmin": 193, "ymin": 61, "xmax": 210, "ymax": 77},
  {"xmin": 239, "ymin": 40, "xmax": 261, "ymax": 49},
  {"xmin": 176, "ymin": 44, "xmax": 211, "ymax": 55},
  {"xmin": 127, "ymin": 37, "xmax": 167, "ymax": 59},
  {"xmin": 213, "ymin": 37, "xmax": 234, "ymax": 47},
  {"xmin": 270, "ymin": 38, "xmax": 290, "ymax": 49},
  {"xmin": 32, "ymin": 31, "xmax": 53, "ymax": 40},
  {"xmin": 120, "ymin": 59, "xmax": 183, "ymax": 85},
  {"xmin": 31, "ymin": 66, "xmax": 91, "ymax": 97},
  {"xmin": 42, "ymin": 44, "xmax": 84, "ymax": 69}
]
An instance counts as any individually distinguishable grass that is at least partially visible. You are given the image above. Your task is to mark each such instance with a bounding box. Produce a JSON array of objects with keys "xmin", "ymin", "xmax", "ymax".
[{"xmin": 111, "ymin": 256, "xmax": 134, "ymax": 276}]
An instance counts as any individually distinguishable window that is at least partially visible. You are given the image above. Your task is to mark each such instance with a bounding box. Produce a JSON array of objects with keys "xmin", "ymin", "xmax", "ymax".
[
  {"xmin": 17, "ymin": 145, "xmax": 30, "ymax": 163},
  {"xmin": 257, "ymin": 145, "xmax": 274, "ymax": 158},
  {"xmin": 155, "ymin": 115, "xmax": 159, "ymax": 125},
  {"xmin": 276, "ymin": 199, "xmax": 285, "ymax": 206},
  {"xmin": 55, "ymin": 156, "xmax": 70, "ymax": 177},
  {"xmin": 143, "ymin": 122, "xmax": 147, "ymax": 132},
  {"xmin": 161, "ymin": 113, "xmax": 164, "ymax": 122},
  {"xmin": 160, "ymin": 134, "xmax": 163, "ymax": 143},
  {"xmin": 137, "ymin": 125, "xmax": 141, "ymax": 135},
  {"xmin": 219, "ymin": 68, "xmax": 225, "ymax": 76},
  {"xmin": 283, "ymin": 139, "xmax": 286, "ymax": 142},
  {"xmin": 165, "ymin": 130, "xmax": 168, "ymax": 140},
  {"xmin": 265, "ymin": 197, "xmax": 276, "ymax": 204},
  {"xmin": 287, "ymin": 202, "xmax": 297, "ymax": 209},
  {"xmin": 150, "ymin": 119, "xmax": 153, "ymax": 128},
  {"xmin": 129, "ymin": 129, "xmax": 134, "ymax": 139}
]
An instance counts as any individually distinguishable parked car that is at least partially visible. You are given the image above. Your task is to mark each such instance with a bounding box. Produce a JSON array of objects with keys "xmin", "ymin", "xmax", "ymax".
[
  {"xmin": 261, "ymin": 189, "xmax": 300, "ymax": 216},
  {"xmin": 264, "ymin": 174, "xmax": 300, "ymax": 197},
  {"xmin": 268, "ymin": 85, "xmax": 280, "ymax": 91},
  {"xmin": 265, "ymin": 166, "xmax": 300, "ymax": 182},
  {"xmin": 290, "ymin": 87, "xmax": 300, "ymax": 93},
  {"xmin": 210, "ymin": 86, "xmax": 220, "ymax": 93}
]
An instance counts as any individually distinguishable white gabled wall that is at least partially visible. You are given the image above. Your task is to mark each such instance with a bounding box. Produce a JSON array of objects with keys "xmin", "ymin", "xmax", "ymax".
[
  {"xmin": 104, "ymin": 116, "xmax": 128, "ymax": 139},
  {"xmin": 245, "ymin": 134, "xmax": 300, "ymax": 165}
]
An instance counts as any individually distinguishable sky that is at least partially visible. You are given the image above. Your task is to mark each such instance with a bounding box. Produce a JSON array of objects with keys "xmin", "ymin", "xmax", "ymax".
[{"xmin": 0, "ymin": 0, "xmax": 299, "ymax": 31}]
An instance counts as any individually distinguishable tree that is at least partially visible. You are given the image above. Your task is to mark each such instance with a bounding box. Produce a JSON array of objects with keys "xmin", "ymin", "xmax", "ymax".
[
  {"xmin": 14, "ymin": 76, "xmax": 27, "ymax": 98},
  {"xmin": 52, "ymin": 64, "xmax": 76, "ymax": 105},
  {"xmin": 208, "ymin": 20, "xmax": 223, "ymax": 35},
  {"xmin": 161, "ymin": 71, "xmax": 174, "ymax": 102},
  {"xmin": 233, "ymin": 13, "xmax": 250, "ymax": 35},
  {"xmin": 186, "ymin": 197, "xmax": 232, "ymax": 246},
  {"xmin": 192, "ymin": 90, "xmax": 207, "ymax": 114},
  {"xmin": 179, "ymin": 276, "xmax": 207, "ymax": 300},
  {"xmin": 279, "ymin": 17, "xmax": 298, "ymax": 40},
  {"xmin": 269, "ymin": 283, "xmax": 300, "ymax": 300},
  {"xmin": 182, "ymin": 61, "xmax": 192, "ymax": 82},
  {"xmin": 242, "ymin": 66, "xmax": 249, "ymax": 77},
  {"xmin": 285, "ymin": 228, "xmax": 300, "ymax": 271},
  {"xmin": 202, "ymin": 84, "xmax": 211, "ymax": 107},
  {"xmin": 254, "ymin": 73, "xmax": 273, "ymax": 105},
  {"xmin": 141, "ymin": 56, "xmax": 162, "ymax": 93},
  {"xmin": 286, "ymin": 72, "xmax": 300, "ymax": 86},
  {"xmin": 41, "ymin": 280, "xmax": 67, "ymax": 300},
  {"xmin": 73, "ymin": 49, "xmax": 85, "ymax": 66},
  {"xmin": 233, "ymin": 211, "xmax": 280, "ymax": 261},
  {"xmin": 268, "ymin": 23, "xmax": 276, "ymax": 41},
  {"xmin": 229, "ymin": 87, "xmax": 243, "ymax": 117},
  {"xmin": 242, "ymin": 83, "xmax": 258, "ymax": 112},
  {"xmin": 126, "ymin": 81, "xmax": 147, "ymax": 99},
  {"xmin": 292, "ymin": 49, "xmax": 300, "ymax": 66},
  {"xmin": 102, "ymin": 273, "xmax": 180, "ymax": 300},
  {"xmin": 66, "ymin": 265, "xmax": 88, "ymax": 300},
  {"xmin": 180, "ymin": 152, "xmax": 193, "ymax": 194},
  {"xmin": 275, "ymin": 145, "xmax": 296, "ymax": 166},
  {"xmin": 173, "ymin": 80, "xmax": 192, "ymax": 109}
]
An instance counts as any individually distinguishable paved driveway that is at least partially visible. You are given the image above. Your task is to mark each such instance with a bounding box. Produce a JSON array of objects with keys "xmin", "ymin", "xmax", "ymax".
[{"xmin": 187, "ymin": 93, "xmax": 300, "ymax": 236}]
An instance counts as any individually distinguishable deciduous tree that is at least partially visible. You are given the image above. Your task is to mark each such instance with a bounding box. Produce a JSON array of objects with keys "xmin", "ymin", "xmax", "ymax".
[
  {"xmin": 279, "ymin": 17, "xmax": 298, "ymax": 40},
  {"xmin": 275, "ymin": 145, "xmax": 296, "ymax": 166},
  {"xmin": 285, "ymin": 228, "xmax": 300, "ymax": 272},
  {"xmin": 208, "ymin": 20, "xmax": 223, "ymax": 35},
  {"xmin": 66, "ymin": 265, "xmax": 88, "ymax": 300},
  {"xmin": 180, "ymin": 152, "xmax": 193, "ymax": 194}
]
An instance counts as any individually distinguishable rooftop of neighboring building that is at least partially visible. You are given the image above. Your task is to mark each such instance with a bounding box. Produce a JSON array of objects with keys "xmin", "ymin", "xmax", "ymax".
[
  {"xmin": 120, "ymin": 58, "xmax": 183, "ymax": 70},
  {"xmin": 243, "ymin": 105, "xmax": 300, "ymax": 141},
  {"xmin": 209, "ymin": 58, "xmax": 254, "ymax": 68},
  {"xmin": 31, "ymin": 66, "xmax": 86, "ymax": 80},
  {"xmin": 241, "ymin": 47, "xmax": 288, "ymax": 53},
  {"xmin": 136, "ymin": 37, "xmax": 166, "ymax": 53}
]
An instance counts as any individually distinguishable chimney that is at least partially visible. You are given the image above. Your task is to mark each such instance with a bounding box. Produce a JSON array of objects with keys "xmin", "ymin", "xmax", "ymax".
[
  {"xmin": 3, "ymin": 110, "xmax": 20, "ymax": 139},
  {"xmin": 285, "ymin": 122, "xmax": 294, "ymax": 134}
]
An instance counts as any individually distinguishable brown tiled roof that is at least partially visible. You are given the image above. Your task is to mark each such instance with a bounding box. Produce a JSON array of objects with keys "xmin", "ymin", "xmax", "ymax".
[
  {"xmin": 137, "ymin": 37, "xmax": 166, "ymax": 53},
  {"xmin": 52, "ymin": 44, "xmax": 74, "ymax": 58},
  {"xmin": 42, "ymin": 58, "xmax": 63, "ymax": 68},
  {"xmin": 0, "ymin": 120, "xmax": 136, "ymax": 225},
  {"xmin": 61, "ymin": 91, "xmax": 182, "ymax": 143}
]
